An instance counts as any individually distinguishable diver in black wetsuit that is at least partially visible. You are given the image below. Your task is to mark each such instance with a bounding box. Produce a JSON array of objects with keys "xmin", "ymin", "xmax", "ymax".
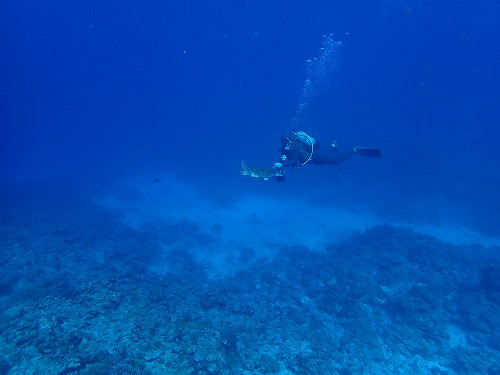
[{"xmin": 273, "ymin": 131, "xmax": 382, "ymax": 182}]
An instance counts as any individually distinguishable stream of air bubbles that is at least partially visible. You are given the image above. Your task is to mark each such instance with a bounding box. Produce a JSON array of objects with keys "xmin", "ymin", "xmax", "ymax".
[{"xmin": 292, "ymin": 34, "xmax": 343, "ymax": 127}]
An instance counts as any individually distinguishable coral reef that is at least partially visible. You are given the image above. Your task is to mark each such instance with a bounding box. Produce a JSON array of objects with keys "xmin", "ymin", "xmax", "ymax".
[{"xmin": 0, "ymin": 190, "xmax": 498, "ymax": 374}]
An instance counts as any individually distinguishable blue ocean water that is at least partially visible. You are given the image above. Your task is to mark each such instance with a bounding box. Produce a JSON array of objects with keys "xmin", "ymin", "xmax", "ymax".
[{"xmin": 1, "ymin": 0, "xmax": 499, "ymax": 374}]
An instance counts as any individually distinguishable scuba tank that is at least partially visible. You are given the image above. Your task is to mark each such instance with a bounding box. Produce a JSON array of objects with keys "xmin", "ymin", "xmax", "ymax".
[
  {"xmin": 293, "ymin": 131, "xmax": 315, "ymax": 147},
  {"xmin": 292, "ymin": 131, "xmax": 315, "ymax": 165}
]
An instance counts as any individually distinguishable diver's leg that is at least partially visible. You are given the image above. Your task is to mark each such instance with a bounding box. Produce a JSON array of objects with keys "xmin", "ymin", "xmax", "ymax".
[{"xmin": 312, "ymin": 146, "xmax": 355, "ymax": 165}]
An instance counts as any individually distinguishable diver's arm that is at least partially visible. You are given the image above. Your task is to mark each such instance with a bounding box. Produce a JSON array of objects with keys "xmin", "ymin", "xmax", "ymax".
[
  {"xmin": 279, "ymin": 159, "xmax": 300, "ymax": 168},
  {"xmin": 277, "ymin": 145, "xmax": 302, "ymax": 168}
]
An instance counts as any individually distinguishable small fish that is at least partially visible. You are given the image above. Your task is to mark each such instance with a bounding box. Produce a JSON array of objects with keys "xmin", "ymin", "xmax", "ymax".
[
  {"xmin": 152, "ymin": 178, "xmax": 162, "ymax": 183},
  {"xmin": 240, "ymin": 161, "xmax": 284, "ymax": 181}
]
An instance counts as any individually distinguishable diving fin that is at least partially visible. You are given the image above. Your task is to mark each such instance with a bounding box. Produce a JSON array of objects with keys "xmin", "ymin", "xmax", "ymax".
[{"xmin": 355, "ymin": 147, "xmax": 382, "ymax": 158}]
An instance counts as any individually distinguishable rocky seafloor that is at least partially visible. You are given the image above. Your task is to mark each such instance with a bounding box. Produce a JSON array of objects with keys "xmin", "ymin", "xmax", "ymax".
[{"xmin": 0, "ymin": 187, "xmax": 499, "ymax": 375}]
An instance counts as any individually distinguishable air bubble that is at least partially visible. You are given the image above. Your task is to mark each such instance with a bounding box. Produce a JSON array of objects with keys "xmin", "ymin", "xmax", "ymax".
[{"xmin": 292, "ymin": 34, "xmax": 343, "ymax": 127}]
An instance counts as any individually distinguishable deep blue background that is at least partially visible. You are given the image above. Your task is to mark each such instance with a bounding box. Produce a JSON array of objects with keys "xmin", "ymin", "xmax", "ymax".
[{"xmin": 1, "ymin": 0, "xmax": 499, "ymax": 234}]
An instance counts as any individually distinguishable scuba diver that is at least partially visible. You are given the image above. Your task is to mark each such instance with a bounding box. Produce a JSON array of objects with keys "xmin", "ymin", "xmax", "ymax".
[
  {"xmin": 273, "ymin": 130, "xmax": 382, "ymax": 181},
  {"xmin": 241, "ymin": 130, "xmax": 382, "ymax": 182}
]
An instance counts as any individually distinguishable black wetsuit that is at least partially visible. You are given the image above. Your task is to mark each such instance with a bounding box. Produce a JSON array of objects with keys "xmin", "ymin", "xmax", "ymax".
[
  {"xmin": 275, "ymin": 131, "xmax": 357, "ymax": 182},
  {"xmin": 279, "ymin": 132, "xmax": 354, "ymax": 167}
]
